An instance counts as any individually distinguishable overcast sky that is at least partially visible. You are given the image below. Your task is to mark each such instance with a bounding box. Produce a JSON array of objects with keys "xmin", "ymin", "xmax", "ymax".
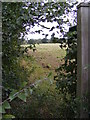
[{"xmin": 25, "ymin": 16, "xmax": 76, "ymax": 40}]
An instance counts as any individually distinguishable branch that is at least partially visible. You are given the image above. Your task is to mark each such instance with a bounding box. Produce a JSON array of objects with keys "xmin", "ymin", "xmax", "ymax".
[
  {"xmin": 33, "ymin": 19, "xmax": 50, "ymax": 29},
  {"xmin": 0, "ymin": 78, "xmax": 48, "ymax": 105},
  {"xmin": 37, "ymin": 22, "xmax": 50, "ymax": 29}
]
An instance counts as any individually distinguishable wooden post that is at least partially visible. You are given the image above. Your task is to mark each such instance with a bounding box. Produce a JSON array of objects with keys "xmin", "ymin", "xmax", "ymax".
[
  {"xmin": 77, "ymin": 2, "xmax": 90, "ymax": 118},
  {"xmin": 0, "ymin": 1, "xmax": 2, "ymax": 119}
]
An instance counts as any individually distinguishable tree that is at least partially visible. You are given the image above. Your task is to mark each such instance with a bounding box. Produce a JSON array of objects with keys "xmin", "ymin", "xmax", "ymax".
[{"xmin": 2, "ymin": 2, "xmax": 28, "ymax": 90}]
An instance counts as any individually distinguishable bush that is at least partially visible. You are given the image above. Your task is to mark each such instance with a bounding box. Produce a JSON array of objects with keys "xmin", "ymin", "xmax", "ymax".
[{"xmin": 55, "ymin": 26, "xmax": 77, "ymax": 97}]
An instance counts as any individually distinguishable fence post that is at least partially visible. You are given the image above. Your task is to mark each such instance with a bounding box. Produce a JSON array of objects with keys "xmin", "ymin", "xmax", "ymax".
[
  {"xmin": 0, "ymin": 1, "xmax": 2, "ymax": 120},
  {"xmin": 77, "ymin": 2, "xmax": 90, "ymax": 118}
]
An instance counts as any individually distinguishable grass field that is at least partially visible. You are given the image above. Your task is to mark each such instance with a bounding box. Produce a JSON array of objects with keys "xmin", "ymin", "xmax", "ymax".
[{"xmin": 21, "ymin": 43, "xmax": 66, "ymax": 83}]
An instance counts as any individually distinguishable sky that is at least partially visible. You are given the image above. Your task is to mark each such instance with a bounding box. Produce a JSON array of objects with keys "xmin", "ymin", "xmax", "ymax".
[
  {"xmin": 24, "ymin": 15, "xmax": 76, "ymax": 40},
  {"xmin": 25, "ymin": 21, "xmax": 65, "ymax": 40},
  {"xmin": 24, "ymin": 0, "xmax": 89, "ymax": 40}
]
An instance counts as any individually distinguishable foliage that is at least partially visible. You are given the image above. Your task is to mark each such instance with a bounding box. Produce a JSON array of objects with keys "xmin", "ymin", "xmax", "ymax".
[
  {"xmin": 9, "ymin": 79, "xmax": 80, "ymax": 118},
  {"xmin": 2, "ymin": 2, "xmax": 30, "ymax": 118},
  {"xmin": 52, "ymin": 25, "xmax": 80, "ymax": 118},
  {"xmin": 2, "ymin": 1, "xmax": 78, "ymax": 119},
  {"xmin": 55, "ymin": 26, "xmax": 77, "ymax": 97},
  {"xmin": 1, "ymin": 80, "xmax": 42, "ymax": 119},
  {"xmin": 2, "ymin": 1, "xmax": 75, "ymax": 88},
  {"xmin": 2, "ymin": 2, "xmax": 27, "ymax": 90}
]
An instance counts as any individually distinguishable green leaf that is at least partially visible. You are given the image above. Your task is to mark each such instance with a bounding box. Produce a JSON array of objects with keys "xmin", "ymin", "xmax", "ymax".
[
  {"xmin": 0, "ymin": 105, "xmax": 5, "ymax": 113},
  {"xmin": 24, "ymin": 89, "xmax": 29, "ymax": 97},
  {"xmin": 9, "ymin": 90, "xmax": 17, "ymax": 101},
  {"xmin": 48, "ymin": 72, "xmax": 52, "ymax": 77},
  {"xmin": 2, "ymin": 107, "xmax": 6, "ymax": 114},
  {"xmin": 3, "ymin": 101, "xmax": 11, "ymax": 109},
  {"xmin": 3, "ymin": 114, "xmax": 15, "ymax": 119},
  {"xmin": 21, "ymin": 81, "xmax": 27, "ymax": 87},
  {"xmin": 18, "ymin": 92, "xmax": 26, "ymax": 102}
]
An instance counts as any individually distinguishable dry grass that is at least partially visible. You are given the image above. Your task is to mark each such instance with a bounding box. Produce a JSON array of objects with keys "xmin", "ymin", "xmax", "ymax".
[
  {"xmin": 21, "ymin": 43, "xmax": 66, "ymax": 83},
  {"xmin": 28, "ymin": 43, "xmax": 65, "ymax": 69}
]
